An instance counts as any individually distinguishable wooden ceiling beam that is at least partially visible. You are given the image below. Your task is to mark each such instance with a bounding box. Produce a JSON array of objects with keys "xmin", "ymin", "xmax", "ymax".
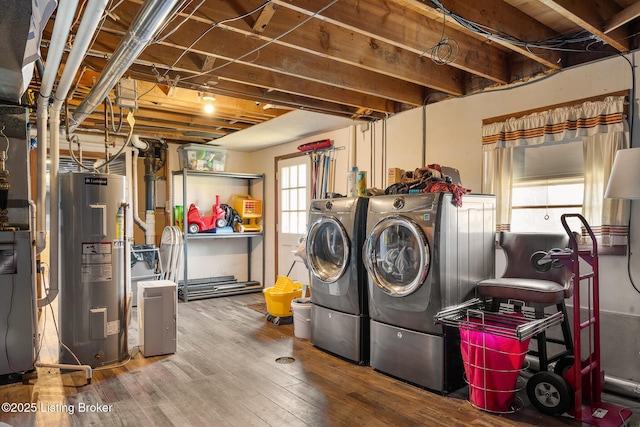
[
  {"xmin": 110, "ymin": 1, "xmax": 464, "ymax": 96},
  {"xmin": 188, "ymin": 0, "xmax": 509, "ymax": 85},
  {"xmin": 388, "ymin": 0, "xmax": 564, "ymax": 70},
  {"xmin": 64, "ymin": 100, "xmax": 237, "ymax": 136},
  {"xmin": 536, "ymin": 0, "xmax": 628, "ymax": 51},
  {"xmin": 90, "ymin": 29, "xmax": 432, "ymax": 107},
  {"xmin": 211, "ymin": 63, "xmax": 400, "ymax": 114},
  {"xmin": 252, "ymin": 2, "xmax": 279, "ymax": 33},
  {"xmin": 181, "ymin": 30, "xmax": 445, "ymax": 101},
  {"xmin": 604, "ymin": 1, "xmax": 640, "ymax": 34},
  {"xmin": 212, "ymin": 80, "xmax": 389, "ymax": 120},
  {"xmin": 78, "ymin": 44, "xmax": 401, "ymax": 115},
  {"xmin": 270, "ymin": 0, "xmax": 510, "ymax": 83}
]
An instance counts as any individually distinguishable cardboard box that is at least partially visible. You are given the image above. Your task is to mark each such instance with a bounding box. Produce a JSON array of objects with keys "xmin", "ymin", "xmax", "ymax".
[{"xmin": 388, "ymin": 167, "xmax": 404, "ymax": 185}]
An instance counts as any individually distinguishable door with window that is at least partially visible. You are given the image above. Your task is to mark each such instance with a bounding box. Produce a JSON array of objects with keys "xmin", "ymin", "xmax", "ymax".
[{"xmin": 277, "ymin": 156, "xmax": 310, "ymax": 284}]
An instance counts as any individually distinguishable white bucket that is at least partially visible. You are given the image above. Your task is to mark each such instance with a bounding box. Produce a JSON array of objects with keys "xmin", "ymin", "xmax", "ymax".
[{"xmin": 291, "ymin": 298, "xmax": 312, "ymax": 339}]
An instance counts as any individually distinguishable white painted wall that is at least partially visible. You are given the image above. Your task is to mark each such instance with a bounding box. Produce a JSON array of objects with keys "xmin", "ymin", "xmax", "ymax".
[
  {"xmin": 165, "ymin": 52, "xmax": 640, "ymax": 383},
  {"xmin": 246, "ymin": 53, "xmax": 640, "ymax": 315},
  {"xmin": 244, "ymin": 52, "xmax": 640, "ymax": 383}
]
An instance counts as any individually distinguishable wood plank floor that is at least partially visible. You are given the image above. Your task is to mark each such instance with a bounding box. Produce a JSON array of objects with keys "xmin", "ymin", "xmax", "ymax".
[{"xmin": 1, "ymin": 292, "xmax": 638, "ymax": 426}]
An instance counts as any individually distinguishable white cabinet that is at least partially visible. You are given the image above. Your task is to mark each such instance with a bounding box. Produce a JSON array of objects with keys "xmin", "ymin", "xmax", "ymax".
[{"xmin": 171, "ymin": 169, "xmax": 265, "ymax": 302}]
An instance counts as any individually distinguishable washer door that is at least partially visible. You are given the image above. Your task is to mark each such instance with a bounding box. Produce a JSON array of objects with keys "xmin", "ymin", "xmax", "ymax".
[
  {"xmin": 307, "ymin": 216, "xmax": 350, "ymax": 283},
  {"xmin": 364, "ymin": 215, "xmax": 430, "ymax": 297}
]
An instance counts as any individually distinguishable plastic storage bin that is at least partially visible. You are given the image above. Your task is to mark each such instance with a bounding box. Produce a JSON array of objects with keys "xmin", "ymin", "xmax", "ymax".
[
  {"xmin": 263, "ymin": 276, "xmax": 303, "ymax": 318},
  {"xmin": 178, "ymin": 143, "xmax": 227, "ymax": 172}
]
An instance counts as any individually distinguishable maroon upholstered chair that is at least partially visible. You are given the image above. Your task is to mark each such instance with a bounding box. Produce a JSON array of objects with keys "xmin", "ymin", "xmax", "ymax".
[{"xmin": 476, "ymin": 232, "xmax": 574, "ymax": 371}]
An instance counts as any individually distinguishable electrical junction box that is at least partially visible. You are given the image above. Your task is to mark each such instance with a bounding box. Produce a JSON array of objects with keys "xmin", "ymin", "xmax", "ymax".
[{"xmin": 115, "ymin": 78, "xmax": 138, "ymax": 110}]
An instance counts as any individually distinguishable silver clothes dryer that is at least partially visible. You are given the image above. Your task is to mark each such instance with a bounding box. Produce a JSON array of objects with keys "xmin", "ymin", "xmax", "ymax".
[
  {"xmin": 307, "ymin": 197, "xmax": 369, "ymax": 364},
  {"xmin": 364, "ymin": 192, "xmax": 495, "ymax": 392}
]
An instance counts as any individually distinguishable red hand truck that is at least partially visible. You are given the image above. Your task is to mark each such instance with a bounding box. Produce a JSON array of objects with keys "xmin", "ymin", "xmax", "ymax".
[{"xmin": 534, "ymin": 213, "xmax": 632, "ymax": 425}]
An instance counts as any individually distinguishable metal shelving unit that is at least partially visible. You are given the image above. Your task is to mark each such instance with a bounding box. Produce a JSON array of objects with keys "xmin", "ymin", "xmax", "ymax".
[{"xmin": 172, "ymin": 169, "xmax": 265, "ymax": 302}]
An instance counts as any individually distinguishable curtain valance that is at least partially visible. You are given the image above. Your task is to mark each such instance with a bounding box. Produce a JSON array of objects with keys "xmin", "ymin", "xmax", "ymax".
[{"xmin": 482, "ymin": 96, "xmax": 626, "ymax": 148}]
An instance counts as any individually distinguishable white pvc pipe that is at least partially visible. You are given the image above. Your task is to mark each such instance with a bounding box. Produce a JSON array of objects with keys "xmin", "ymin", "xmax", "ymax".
[
  {"xmin": 348, "ymin": 124, "xmax": 357, "ymax": 169},
  {"xmin": 52, "ymin": 0, "xmax": 109, "ymax": 112},
  {"xmin": 36, "ymin": 0, "xmax": 80, "ymax": 258},
  {"xmin": 132, "ymin": 149, "xmax": 149, "ymax": 235},
  {"xmin": 41, "ymin": 0, "xmax": 110, "ymax": 309}
]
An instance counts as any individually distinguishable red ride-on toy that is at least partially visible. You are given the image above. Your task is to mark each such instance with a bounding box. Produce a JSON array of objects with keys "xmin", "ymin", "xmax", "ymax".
[{"xmin": 187, "ymin": 195, "xmax": 227, "ymax": 233}]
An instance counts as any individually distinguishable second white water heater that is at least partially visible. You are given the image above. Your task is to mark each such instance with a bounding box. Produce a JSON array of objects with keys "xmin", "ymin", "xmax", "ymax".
[{"xmin": 59, "ymin": 172, "xmax": 129, "ymax": 367}]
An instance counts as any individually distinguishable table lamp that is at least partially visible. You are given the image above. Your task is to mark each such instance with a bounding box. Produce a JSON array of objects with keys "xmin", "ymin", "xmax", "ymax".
[{"xmin": 605, "ymin": 147, "xmax": 640, "ymax": 199}]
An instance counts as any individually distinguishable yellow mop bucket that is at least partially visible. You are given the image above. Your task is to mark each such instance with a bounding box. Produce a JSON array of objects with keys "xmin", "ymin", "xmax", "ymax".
[{"xmin": 263, "ymin": 276, "xmax": 303, "ymax": 318}]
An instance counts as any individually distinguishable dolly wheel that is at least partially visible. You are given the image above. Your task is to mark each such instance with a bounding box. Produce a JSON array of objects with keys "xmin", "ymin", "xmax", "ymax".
[
  {"xmin": 527, "ymin": 371, "xmax": 572, "ymax": 416},
  {"xmin": 274, "ymin": 317, "xmax": 281, "ymax": 326}
]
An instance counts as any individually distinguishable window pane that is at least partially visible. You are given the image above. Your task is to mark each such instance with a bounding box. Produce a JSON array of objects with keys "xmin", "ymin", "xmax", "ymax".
[
  {"xmin": 298, "ymin": 164, "xmax": 307, "ymax": 187},
  {"xmin": 279, "ymin": 160, "xmax": 309, "ymax": 236},
  {"xmin": 513, "ymin": 183, "xmax": 584, "ymax": 206},
  {"xmin": 511, "ymin": 207, "xmax": 582, "ymax": 234},
  {"xmin": 511, "ymin": 179, "xmax": 583, "ymax": 234},
  {"xmin": 298, "ymin": 211, "xmax": 307, "ymax": 233},
  {"xmin": 290, "ymin": 188, "xmax": 298, "ymax": 211},
  {"xmin": 547, "ymin": 183, "xmax": 583, "ymax": 205},
  {"xmin": 298, "ymin": 188, "xmax": 306, "ymax": 210},
  {"xmin": 281, "ymin": 212, "xmax": 290, "ymax": 233}
]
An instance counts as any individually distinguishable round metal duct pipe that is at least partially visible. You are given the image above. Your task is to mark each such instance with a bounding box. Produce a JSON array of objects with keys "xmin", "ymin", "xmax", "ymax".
[{"xmin": 69, "ymin": 0, "xmax": 182, "ymax": 131}]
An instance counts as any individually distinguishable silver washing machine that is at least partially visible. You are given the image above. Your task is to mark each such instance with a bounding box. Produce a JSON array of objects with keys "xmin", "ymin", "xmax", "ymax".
[
  {"xmin": 307, "ymin": 197, "xmax": 369, "ymax": 364},
  {"xmin": 364, "ymin": 192, "xmax": 495, "ymax": 392}
]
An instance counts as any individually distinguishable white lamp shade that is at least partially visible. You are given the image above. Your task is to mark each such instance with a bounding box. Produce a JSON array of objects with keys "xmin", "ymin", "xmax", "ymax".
[{"xmin": 605, "ymin": 147, "xmax": 640, "ymax": 199}]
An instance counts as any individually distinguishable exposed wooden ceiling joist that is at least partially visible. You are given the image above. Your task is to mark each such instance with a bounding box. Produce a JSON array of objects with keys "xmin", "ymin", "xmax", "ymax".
[{"xmin": 11, "ymin": 0, "xmax": 638, "ymax": 147}]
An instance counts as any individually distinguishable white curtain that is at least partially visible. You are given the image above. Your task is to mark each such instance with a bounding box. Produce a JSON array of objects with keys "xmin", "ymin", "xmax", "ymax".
[
  {"xmin": 583, "ymin": 132, "xmax": 630, "ymax": 245},
  {"xmin": 483, "ymin": 145, "xmax": 513, "ymax": 231},
  {"xmin": 482, "ymin": 96, "xmax": 629, "ymax": 242}
]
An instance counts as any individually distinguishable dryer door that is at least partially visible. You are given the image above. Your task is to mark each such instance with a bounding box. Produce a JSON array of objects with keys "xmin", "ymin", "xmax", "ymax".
[
  {"xmin": 364, "ymin": 215, "xmax": 430, "ymax": 297},
  {"xmin": 307, "ymin": 216, "xmax": 350, "ymax": 282}
]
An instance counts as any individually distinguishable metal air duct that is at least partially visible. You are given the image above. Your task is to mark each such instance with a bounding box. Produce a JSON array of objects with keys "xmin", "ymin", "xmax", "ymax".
[{"xmin": 69, "ymin": 0, "xmax": 182, "ymax": 131}]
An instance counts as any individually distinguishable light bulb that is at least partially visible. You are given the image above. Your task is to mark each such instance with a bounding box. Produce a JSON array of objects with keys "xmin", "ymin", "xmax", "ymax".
[{"xmin": 204, "ymin": 103, "xmax": 214, "ymax": 114}]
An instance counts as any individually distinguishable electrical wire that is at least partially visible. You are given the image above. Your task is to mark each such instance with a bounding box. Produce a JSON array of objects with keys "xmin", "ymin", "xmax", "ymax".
[
  {"xmin": 39, "ymin": 260, "xmax": 83, "ymax": 366},
  {"xmin": 420, "ymin": 6, "xmax": 459, "ymax": 65},
  {"xmin": 613, "ymin": 52, "xmax": 640, "ymax": 296},
  {"xmin": 67, "ymin": 108, "xmax": 135, "ymax": 172},
  {"xmin": 105, "ymin": 95, "xmax": 124, "ymax": 133},
  {"xmin": 175, "ymin": 0, "xmax": 340, "ymax": 83},
  {"xmin": 34, "ymin": 262, "xmax": 50, "ymax": 363},
  {"xmin": 160, "ymin": 1, "xmax": 273, "ymax": 82},
  {"xmin": 427, "ymin": 0, "xmax": 606, "ymax": 55},
  {"xmin": 154, "ymin": 0, "xmax": 206, "ymax": 44}
]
